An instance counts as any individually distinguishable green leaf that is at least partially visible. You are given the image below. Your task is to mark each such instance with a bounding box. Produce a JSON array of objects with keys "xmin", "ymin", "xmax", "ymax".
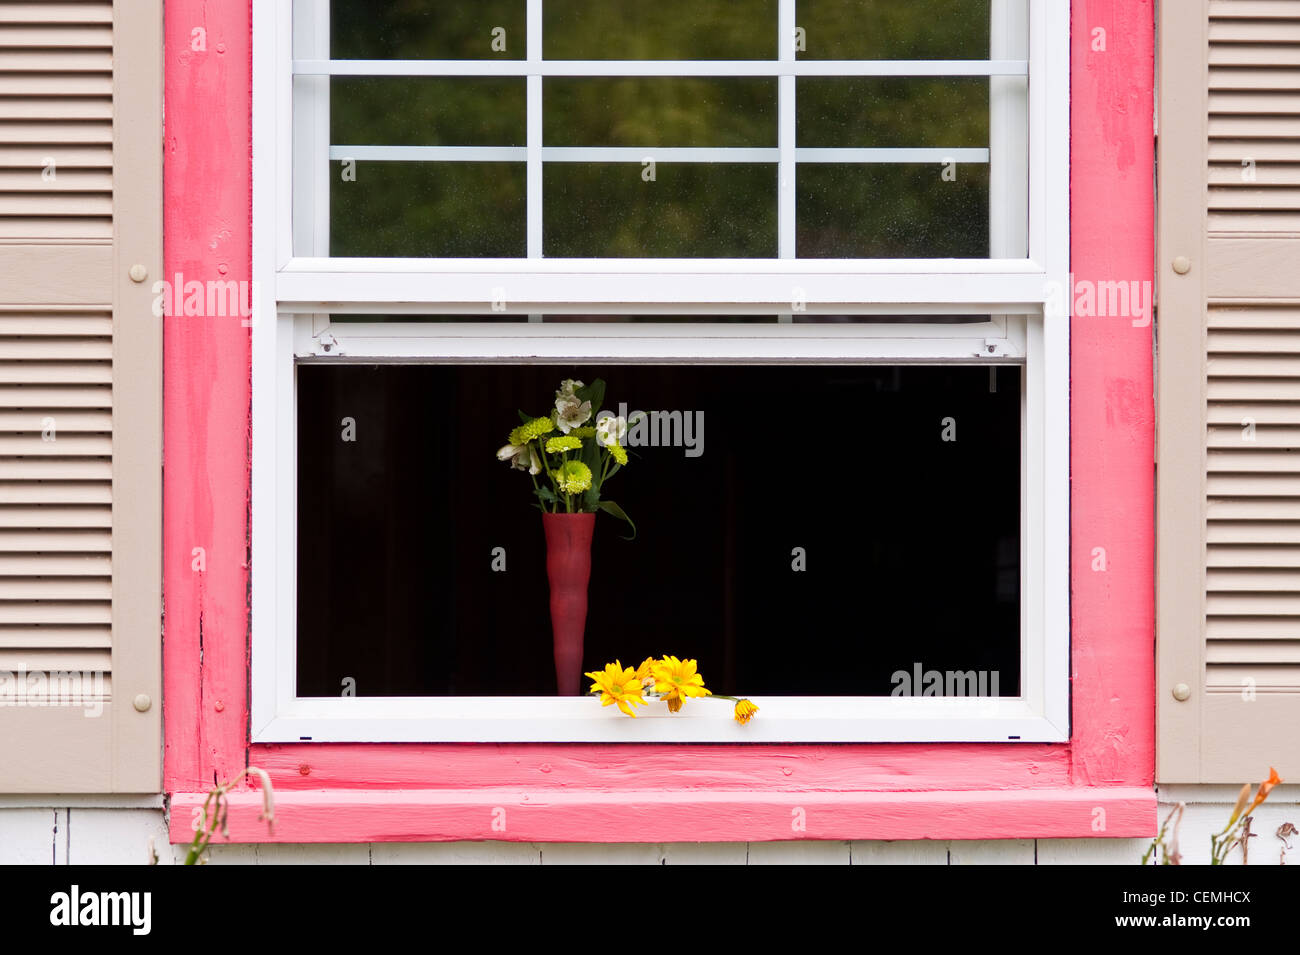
[
  {"xmin": 577, "ymin": 378, "xmax": 606, "ymax": 418},
  {"xmin": 518, "ymin": 409, "xmax": 533, "ymax": 424},
  {"xmin": 534, "ymin": 486, "xmax": 558, "ymax": 504},
  {"xmin": 596, "ymin": 499, "xmax": 636, "ymax": 540}
]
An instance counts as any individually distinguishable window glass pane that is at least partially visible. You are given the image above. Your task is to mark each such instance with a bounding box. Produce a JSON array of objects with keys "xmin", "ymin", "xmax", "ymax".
[
  {"xmin": 798, "ymin": 78, "xmax": 987, "ymax": 149},
  {"xmin": 296, "ymin": 363, "xmax": 1021, "ymax": 698},
  {"xmin": 544, "ymin": 163, "xmax": 776, "ymax": 257},
  {"xmin": 795, "ymin": 0, "xmax": 990, "ymax": 60},
  {"xmin": 543, "ymin": 0, "xmax": 776, "ymax": 59},
  {"xmin": 305, "ymin": 0, "xmax": 1026, "ymax": 261},
  {"xmin": 330, "ymin": 162, "xmax": 526, "ymax": 257},
  {"xmin": 798, "ymin": 163, "xmax": 989, "ymax": 258},
  {"xmin": 330, "ymin": 0, "xmax": 527, "ymax": 59},
  {"xmin": 332, "ymin": 77, "xmax": 526, "ymax": 146},
  {"xmin": 545, "ymin": 78, "xmax": 776, "ymax": 147}
]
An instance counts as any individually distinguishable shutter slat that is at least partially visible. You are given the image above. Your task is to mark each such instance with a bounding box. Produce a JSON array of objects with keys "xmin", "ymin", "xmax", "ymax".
[
  {"xmin": 0, "ymin": 647, "xmax": 110, "ymax": 672},
  {"xmin": 0, "ymin": 361, "xmax": 111, "ymax": 383},
  {"xmin": 0, "ymin": 120, "xmax": 111, "ymax": 142},
  {"xmin": 0, "ymin": 408, "xmax": 111, "ymax": 429},
  {"xmin": 1208, "ymin": 426, "xmax": 1300, "ymax": 448},
  {"xmin": 0, "ymin": 24, "xmax": 112, "ymax": 48},
  {"xmin": 0, "ymin": 50, "xmax": 117, "ymax": 72},
  {"xmin": 0, "ymin": 602, "xmax": 110, "ymax": 624},
  {"xmin": 0, "ymin": 4, "xmax": 113, "ymax": 25},
  {"xmin": 0, "ymin": 528, "xmax": 110, "ymax": 551},
  {"xmin": 0, "ymin": 458, "xmax": 111, "ymax": 480},
  {"xmin": 1208, "ymin": 567, "xmax": 1300, "ymax": 589},
  {"xmin": 1209, "ymin": 543, "xmax": 1300, "ymax": 567},
  {"xmin": 0, "ymin": 625, "xmax": 110, "ymax": 648},
  {"xmin": 0, "ymin": 337, "xmax": 113, "ymax": 359},
  {"xmin": 1208, "ymin": 519, "xmax": 1300, "ymax": 543},
  {"xmin": 0, "ymin": 554, "xmax": 109, "ymax": 575},
  {"xmin": 0, "ymin": 505, "xmax": 112, "ymax": 528},
  {"xmin": 0, "ymin": 383, "xmax": 111, "ymax": 407},
  {"xmin": 1209, "ymin": 186, "xmax": 1300, "ymax": 209},
  {"xmin": 0, "ymin": 95, "xmax": 111, "ymax": 119},
  {"xmin": 1209, "ymin": 1, "xmax": 1300, "ymax": 18},
  {"xmin": 0, "ymin": 143, "xmax": 110, "ymax": 166},
  {"xmin": 0, "ymin": 314, "xmax": 112, "ymax": 335}
]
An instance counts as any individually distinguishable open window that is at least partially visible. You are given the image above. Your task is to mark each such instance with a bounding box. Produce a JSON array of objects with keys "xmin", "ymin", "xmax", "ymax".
[{"xmin": 251, "ymin": 0, "xmax": 1069, "ymax": 743}]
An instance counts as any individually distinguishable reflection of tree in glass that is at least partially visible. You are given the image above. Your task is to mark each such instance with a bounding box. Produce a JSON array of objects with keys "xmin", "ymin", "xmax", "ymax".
[{"xmin": 329, "ymin": 0, "xmax": 999, "ymax": 258}]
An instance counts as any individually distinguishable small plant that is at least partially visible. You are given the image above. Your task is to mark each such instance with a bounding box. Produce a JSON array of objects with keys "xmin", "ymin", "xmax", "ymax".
[
  {"xmin": 182, "ymin": 767, "xmax": 275, "ymax": 865},
  {"xmin": 1143, "ymin": 767, "xmax": 1283, "ymax": 865},
  {"xmin": 1210, "ymin": 767, "xmax": 1281, "ymax": 865}
]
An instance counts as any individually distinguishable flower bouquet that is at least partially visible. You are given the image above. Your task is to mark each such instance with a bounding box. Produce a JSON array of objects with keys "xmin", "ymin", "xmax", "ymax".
[
  {"xmin": 587, "ymin": 656, "xmax": 759, "ymax": 724},
  {"xmin": 498, "ymin": 378, "xmax": 635, "ymax": 694}
]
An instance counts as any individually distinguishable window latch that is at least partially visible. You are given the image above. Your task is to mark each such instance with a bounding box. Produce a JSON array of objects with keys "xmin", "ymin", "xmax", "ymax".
[
  {"xmin": 982, "ymin": 338, "xmax": 1014, "ymax": 357},
  {"xmin": 315, "ymin": 332, "xmax": 342, "ymax": 356}
]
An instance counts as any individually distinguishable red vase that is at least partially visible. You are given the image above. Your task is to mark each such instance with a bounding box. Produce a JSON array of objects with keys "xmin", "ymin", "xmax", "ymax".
[{"xmin": 543, "ymin": 512, "xmax": 596, "ymax": 696}]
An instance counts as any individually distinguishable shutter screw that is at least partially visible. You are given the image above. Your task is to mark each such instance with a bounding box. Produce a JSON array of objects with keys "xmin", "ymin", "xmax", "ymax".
[
  {"xmin": 214, "ymin": 700, "xmax": 224, "ymax": 712},
  {"xmin": 132, "ymin": 693, "xmax": 152, "ymax": 712},
  {"xmin": 1172, "ymin": 682, "xmax": 1191, "ymax": 702},
  {"xmin": 1171, "ymin": 256, "xmax": 1191, "ymax": 275},
  {"xmin": 128, "ymin": 264, "xmax": 148, "ymax": 283},
  {"xmin": 298, "ymin": 764, "xmax": 311, "ymax": 776}
]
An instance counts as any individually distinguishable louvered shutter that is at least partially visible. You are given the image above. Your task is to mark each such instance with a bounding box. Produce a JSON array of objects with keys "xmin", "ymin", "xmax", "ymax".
[
  {"xmin": 0, "ymin": 0, "xmax": 160, "ymax": 792},
  {"xmin": 1158, "ymin": 0, "xmax": 1300, "ymax": 781}
]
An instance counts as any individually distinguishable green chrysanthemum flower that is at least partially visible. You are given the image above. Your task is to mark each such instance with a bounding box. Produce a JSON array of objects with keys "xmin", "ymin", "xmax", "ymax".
[
  {"xmin": 545, "ymin": 435, "xmax": 583, "ymax": 454},
  {"xmin": 608, "ymin": 442, "xmax": 628, "ymax": 466},
  {"xmin": 553, "ymin": 460, "xmax": 593, "ymax": 494},
  {"xmin": 508, "ymin": 416, "xmax": 555, "ymax": 446},
  {"xmin": 570, "ymin": 426, "xmax": 597, "ymax": 438}
]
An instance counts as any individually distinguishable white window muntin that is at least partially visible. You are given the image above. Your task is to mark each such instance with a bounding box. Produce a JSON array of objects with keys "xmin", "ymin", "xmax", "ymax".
[{"xmin": 250, "ymin": 0, "xmax": 1070, "ymax": 743}]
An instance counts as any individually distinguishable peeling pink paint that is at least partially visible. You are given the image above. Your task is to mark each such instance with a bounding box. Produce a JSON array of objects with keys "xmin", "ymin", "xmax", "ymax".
[{"xmin": 163, "ymin": 0, "xmax": 1157, "ymax": 842}]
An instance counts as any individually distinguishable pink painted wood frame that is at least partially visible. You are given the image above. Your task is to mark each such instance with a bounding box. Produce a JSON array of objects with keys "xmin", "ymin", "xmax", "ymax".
[{"xmin": 163, "ymin": 0, "xmax": 1157, "ymax": 843}]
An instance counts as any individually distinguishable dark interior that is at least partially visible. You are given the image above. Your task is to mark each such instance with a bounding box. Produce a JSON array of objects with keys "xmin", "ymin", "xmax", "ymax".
[{"xmin": 296, "ymin": 363, "xmax": 1021, "ymax": 697}]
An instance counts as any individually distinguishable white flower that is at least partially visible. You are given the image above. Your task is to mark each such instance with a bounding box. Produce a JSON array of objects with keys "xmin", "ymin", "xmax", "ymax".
[
  {"xmin": 497, "ymin": 443, "xmax": 541, "ymax": 474},
  {"xmin": 553, "ymin": 393, "xmax": 592, "ymax": 434},
  {"xmin": 556, "ymin": 379, "xmax": 585, "ymax": 400},
  {"xmin": 595, "ymin": 413, "xmax": 627, "ymax": 447}
]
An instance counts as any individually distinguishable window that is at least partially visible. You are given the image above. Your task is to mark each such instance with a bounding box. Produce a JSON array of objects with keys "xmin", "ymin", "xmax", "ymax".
[{"xmin": 251, "ymin": 0, "xmax": 1069, "ymax": 743}]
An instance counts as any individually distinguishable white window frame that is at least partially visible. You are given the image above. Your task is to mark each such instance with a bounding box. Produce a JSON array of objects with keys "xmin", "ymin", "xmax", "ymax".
[{"xmin": 250, "ymin": 0, "xmax": 1070, "ymax": 743}]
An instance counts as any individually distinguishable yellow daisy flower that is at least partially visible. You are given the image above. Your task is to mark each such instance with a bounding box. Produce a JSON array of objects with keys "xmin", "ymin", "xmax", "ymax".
[
  {"xmin": 652, "ymin": 655, "xmax": 711, "ymax": 711},
  {"xmin": 585, "ymin": 661, "xmax": 646, "ymax": 718},
  {"xmin": 733, "ymin": 699, "xmax": 759, "ymax": 725},
  {"xmin": 634, "ymin": 656, "xmax": 658, "ymax": 688}
]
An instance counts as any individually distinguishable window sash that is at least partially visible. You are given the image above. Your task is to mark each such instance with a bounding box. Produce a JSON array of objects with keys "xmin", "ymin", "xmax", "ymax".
[
  {"xmin": 286, "ymin": 0, "xmax": 1036, "ymax": 271},
  {"xmin": 249, "ymin": 0, "xmax": 1071, "ymax": 743}
]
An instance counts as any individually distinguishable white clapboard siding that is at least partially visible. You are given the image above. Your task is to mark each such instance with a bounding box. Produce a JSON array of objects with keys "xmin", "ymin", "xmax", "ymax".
[
  {"xmin": 1159, "ymin": 0, "xmax": 1300, "ymax": 782},
  {"xmin": 0, "ymin": 0, "xmax": 160, "ymax": 793}
]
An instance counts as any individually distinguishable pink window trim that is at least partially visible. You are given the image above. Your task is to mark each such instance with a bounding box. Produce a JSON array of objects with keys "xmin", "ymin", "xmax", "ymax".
[{"xmin": 161, "ymin": 0, "xmax": 1157, "ymax": 844}]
